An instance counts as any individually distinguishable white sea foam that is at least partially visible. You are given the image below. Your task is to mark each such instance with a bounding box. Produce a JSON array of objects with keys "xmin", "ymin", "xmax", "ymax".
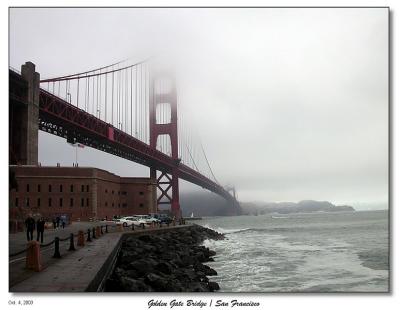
[
  {"xmin": 201, "ymin": 223, "xmax": 250, "ymax": 234},
  {"xmin": 198, "ymin": 210, "xmax": 388, "ymax": 292}
]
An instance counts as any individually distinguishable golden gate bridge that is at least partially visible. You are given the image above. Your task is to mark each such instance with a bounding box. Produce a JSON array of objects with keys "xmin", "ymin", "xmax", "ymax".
[{"xmin": 9, "ymin": 59, "xmax": 240, "ymax": 218}]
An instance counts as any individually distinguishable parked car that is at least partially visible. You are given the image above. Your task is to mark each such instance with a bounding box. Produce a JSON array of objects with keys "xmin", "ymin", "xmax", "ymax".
[
  {"xmin": 133, "ymin": 215, "xmax": 160, "ymax": 224},
  {"xmin": 149, "ymin": 213, "xmax": 172, "ymax": 224},
  {"xmin": 118, "ymin": 216, "xmax": 147, "ymax": 227}
]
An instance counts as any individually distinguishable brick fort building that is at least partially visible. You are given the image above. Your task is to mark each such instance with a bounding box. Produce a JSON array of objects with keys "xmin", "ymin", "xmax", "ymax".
[{"xmin": 9, "ymin": 165, "xmax": 157, "ymax": 222}]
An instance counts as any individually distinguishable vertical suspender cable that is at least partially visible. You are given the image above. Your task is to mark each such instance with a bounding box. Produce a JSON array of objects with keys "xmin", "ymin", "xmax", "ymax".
[
  {"xmin": 85, "ymin": 75, "xmax": 88, "ymax": 111},
  {"xmin": 126, "ymin": 68, "xmax": 128, "ymax": 133},
  {"xmin": 130, "ymin": 66, "xmax": 133, "ymax": 136},
  {"xmin": 99, "ymin": 70, "xmax": 102, "ymax": 120},
  {"xmin": 92, "ymin": 75, "xmax": 95, "ymax": 115},
  {"xmin": 119, "ymin": 70, "xmax": 121, "ymax": 129},
  {"xmin": 122, "ymin": 69, "xmax": 124, "ymax": 130},
  {"xmin": 116, "ymin": 71, "xmax": 118, "ymax": 128},
  {"xmin": 135, "ymin": 66, "xmax": 138, "ymax": 137},
  {"xmin": 98, "ymin": 72, "xmax": 100, "ymax": 117},
  {"xmin": 112, "ymin": 70, "xmax": 114, "ymax": 126},
  {"xmin": 119, "ymin": 70, "xmax": 122, "ymax": 129},
  {"xmin": 117, "ymin": 66, "xmax": 119, "ymax": 128},
  {"xmin": 140, "ymin": 64, "xmax": 142, "ymax": 141},
  {"xmin": 145, "ymin": 65, "xmax": 148, "ymax": 144},
  {"xmin": 122, "ymin": 69, "xmax": 125, "ymax": 131},
  {"xmin": 140, "ymin": 65, "xmax": 142, "ymax": 139},
  {"xmin": 77, "ymin": 79, "xmax": 80, "ymax": 108},
  {"xmin": 124, "ymin": 70, "xmax": 128, "ymax": 132},
  {"xmin": 105, "ymin": 73, "xmax": 108, "ymax": 123}
]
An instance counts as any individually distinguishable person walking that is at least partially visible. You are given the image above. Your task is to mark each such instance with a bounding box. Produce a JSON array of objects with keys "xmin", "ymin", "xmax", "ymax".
[
  {"xmin": 61, "ymin": 220, "xmax": 65, "ymax": 229},
  {"xmin": 56, "ymin": 216, "xmax": 60, "ymax": 228},
  {"xmin": 25, "ymin": 215, "xmax": 35, "ymax": 241},
  {"xmin": 52, "ymin": 217, "xmax": 57, "ymax": 230},
  {"xmin": 36, "ymin": 217, "xmax": 45, "ymax": 243}
]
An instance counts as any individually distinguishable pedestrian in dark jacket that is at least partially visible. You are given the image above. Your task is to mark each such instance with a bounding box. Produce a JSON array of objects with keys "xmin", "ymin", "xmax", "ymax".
[
  {"xmin": 25, "ymin": 215, "xmax": 35, "ymax": 241},
  {"xmin": 36, "ymin": 217, "xmax": 45, "ymax": 243},
  {"xmin": 61, "ymin": 220, "xmax": 65, "ymax": 229},
  {"xmin": 56, "ymin": 216, "xmax": 60, "ymax": 228},
  {"xmin": 52, "ymin": 218, "xmax": 57, "ymax": 230}
]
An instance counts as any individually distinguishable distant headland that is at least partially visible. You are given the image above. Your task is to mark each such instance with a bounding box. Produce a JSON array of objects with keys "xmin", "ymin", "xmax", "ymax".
[
  {"xmin": 180, "ymin": 192, "xmax": 355, "ymax": 217},
  {"xmin": 240, "ymin": 200, "xmax": 355, "ymax": 215}
]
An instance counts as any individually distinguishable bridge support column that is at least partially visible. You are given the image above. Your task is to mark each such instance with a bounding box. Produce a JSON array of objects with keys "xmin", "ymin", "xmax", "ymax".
[
  {"xmin": 9, "ymin": 62, "xmax": 40, "ymax": 165},
  {"xmin": 149, "ymin": 71, "xmax": 181, "ymax": 219}
]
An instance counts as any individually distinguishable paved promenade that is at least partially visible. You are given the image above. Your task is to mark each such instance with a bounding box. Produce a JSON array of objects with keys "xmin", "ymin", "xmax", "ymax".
[
  {"xmin": 9, "ymin": 221, "xmax": 108, "ymax": 255},
  {"xmin": 11, "ymin": 231, "xmax": 123, "ymax": 292},
  {"xmin": 9, "ymin": 221, "xmax": 115, "ymax": 288},
  {"xmin": 9, "ymin": 223, "xmax": 192, "ymax": 292}
]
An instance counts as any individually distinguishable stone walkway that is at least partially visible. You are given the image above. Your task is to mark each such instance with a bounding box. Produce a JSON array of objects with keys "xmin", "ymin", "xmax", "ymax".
[
  {"xmin": 9, "ymin": 221, "xmax": 111, "ymax": 255},
  {"xmin": 10, "ymin": 231, "xmax": 123, "ymax": 292},
  {"xmin": 9, "ymin": 223, "xmax": 192, "ymax": 292}
]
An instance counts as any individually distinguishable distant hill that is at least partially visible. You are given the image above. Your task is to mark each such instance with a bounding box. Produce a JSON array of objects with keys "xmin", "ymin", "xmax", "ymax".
[
  {"xmin": 179, "ymin": 191, "xmax": 241, "ymax": 217},
  {"xmin": 240, "ymin": 200, "xmax": 355, "ymax": 215},
  {"xmin": 177, "ymin": 191, "xmax": 354, "ymax": 217}
]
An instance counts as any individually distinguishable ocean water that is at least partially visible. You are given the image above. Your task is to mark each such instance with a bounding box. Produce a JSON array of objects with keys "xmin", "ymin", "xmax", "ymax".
[{"xmin": 195, "ymin": 210, "xmax": 389, "ymax": 292}]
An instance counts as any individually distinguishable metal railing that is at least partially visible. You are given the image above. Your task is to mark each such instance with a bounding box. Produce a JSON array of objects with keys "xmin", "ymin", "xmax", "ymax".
[{"xmin": 9, "ymin": 218, "xmax": 187, "ymax": 268}]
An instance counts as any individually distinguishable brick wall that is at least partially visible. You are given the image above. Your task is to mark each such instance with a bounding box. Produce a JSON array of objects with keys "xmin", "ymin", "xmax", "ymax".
[{"xmin": 9, "ymin": 166, "xmax": 156, "ymax": 221}]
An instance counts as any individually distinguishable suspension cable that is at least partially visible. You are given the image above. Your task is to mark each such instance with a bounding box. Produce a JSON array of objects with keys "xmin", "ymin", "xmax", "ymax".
[
  {"xmin": 200, "ymin": 141, "xmax": 219, "ymax": 185},
  {"xmin": 40, "ymin": 58, "xmax": 150, "ymax": 83}
]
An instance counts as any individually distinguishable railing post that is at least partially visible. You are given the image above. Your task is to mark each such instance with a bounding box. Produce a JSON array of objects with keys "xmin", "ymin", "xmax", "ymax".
[
  {"xmin": 96, "ymin": 226, "xmax": 101, "ymax": 237},
  {"xmin": 68, "ymin": 233, "xmax": 76, "ymax": 251},
  {"xmin": 87, "ymin": 229, "xmax": 92, "ymax": 242},
  {"xmin": 77, "ymin": 230, "xmax": 85, "ymax": 246},
  {"xmin": 26, "ymin": 241, "xmax": 42, "ymax": 271},
  {"xmin": 92, "ymin": 227, "xmax": 97, "ymax": 239},
  {"xmin": 53, "ymin": 237, "xmax": 61, "ymax": 258}
]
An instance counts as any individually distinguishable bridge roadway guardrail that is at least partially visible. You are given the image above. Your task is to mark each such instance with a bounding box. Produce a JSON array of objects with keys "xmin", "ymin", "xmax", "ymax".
[{"xmin": 9, "ymin": 218, "xmax": 187, "ymax": 271}]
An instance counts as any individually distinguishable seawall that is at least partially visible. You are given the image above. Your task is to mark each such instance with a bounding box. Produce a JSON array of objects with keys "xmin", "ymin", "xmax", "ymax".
[
  {"xmin": 104, "ymin": 225, "xmax": 224, "ymax": 292},
  {"xmin": 10, "ymin": 224, "xmax": 223, "ymax": 292}
]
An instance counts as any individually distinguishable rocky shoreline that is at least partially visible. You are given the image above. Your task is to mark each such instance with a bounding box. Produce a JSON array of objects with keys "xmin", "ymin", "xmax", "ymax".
[{"xmin": 104, "ymin": 225, "xmax": 224, "ymax": 292}]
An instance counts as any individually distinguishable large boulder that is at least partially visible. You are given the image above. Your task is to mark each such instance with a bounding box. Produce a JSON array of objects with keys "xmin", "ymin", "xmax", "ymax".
[
  {"xmin": 118, "ymin": 276, "xmax": 153, "ymax": 292},
  {"xmin": 138, "ymin": 234, "xmax": 154, "ymax": 242},
  {"xmin": 129, "ymin": 259, "xmax": 157, "ymax": 276},
  {"xmin": 155, "ymin": 262, "xmax": 173, "ymax": 275},
  {"xmin": 208, "ymin": 281, "xmax": 220, "ymax": 291},
  {"xmin": 194, "ymin": 263, "xmax": 218, "ymax": 276},
  {"xmin": 144, "ymin": 273, "xmax": 171, "ymax": 291}
]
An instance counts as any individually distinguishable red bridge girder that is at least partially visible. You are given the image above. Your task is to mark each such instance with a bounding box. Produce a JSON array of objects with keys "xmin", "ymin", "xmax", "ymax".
[{"xmin": 38, "ymin": 89, "xmax": 235, "ymax": 202}]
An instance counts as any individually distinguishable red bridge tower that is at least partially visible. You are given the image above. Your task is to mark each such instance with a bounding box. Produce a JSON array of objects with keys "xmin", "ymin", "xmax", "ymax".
[{"xmin": 149, "ymin": 73, "xmax": 181, "ymax": 218}]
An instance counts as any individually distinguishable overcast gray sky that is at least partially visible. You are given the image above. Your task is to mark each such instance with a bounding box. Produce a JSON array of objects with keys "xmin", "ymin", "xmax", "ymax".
[{"xmin": 9, "ymin": 8, "xmax": 388, "ymax": 206}]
